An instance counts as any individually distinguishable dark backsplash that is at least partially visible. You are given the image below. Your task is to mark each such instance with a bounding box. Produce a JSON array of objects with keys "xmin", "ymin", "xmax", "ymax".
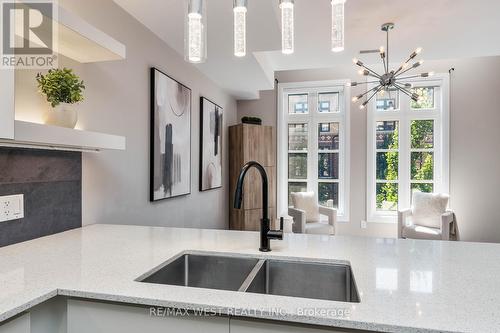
[{"xmin": 0, "ymin": 148, "xmax": 82, "ymax": 247}]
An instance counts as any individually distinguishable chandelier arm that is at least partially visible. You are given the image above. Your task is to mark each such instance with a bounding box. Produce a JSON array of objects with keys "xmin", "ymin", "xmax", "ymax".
[
  {"xmin": 359, "ymin": 64, "xmax": 383, "ymax": 79},
  {"xmin": 352, "ymin": 80, "xmax": 381, "ymax": 86},
  {"xmin": 366, "ymin": 85, "xmax": 383, "ymax": 103},
  {"xmin": 363, "ymin": 85, "xmax": 384, "ymax": 105},
  {"xmin": 360, "ymin": 85, "xmax": 381, "ymax": 98},
  {"xmin": 397, "ymin": 74, "xmax": 425, "ymax": 81},
  {"xmin": 381, "ymin": 53, "xmax": 388, "ymax": 74},
  {"xmin": 386, "ymin": 28, "xmax": 390, "ymax": 72},
  {"xmin": 394, "ymin": 84, "xmax": 415, "ymax": 99},
  {"xmin": 394, "ymin": 57, "xmax": 413, "ymax": 76},
  {"xmin": 396, "ymin": 66, "xmax": 417, "ymax": 77}
]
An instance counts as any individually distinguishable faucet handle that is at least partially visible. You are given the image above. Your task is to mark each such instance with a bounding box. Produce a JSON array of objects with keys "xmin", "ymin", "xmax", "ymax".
[{"xmin": 279, "ymin": 217, "xmax": 284, "ymax": 231}]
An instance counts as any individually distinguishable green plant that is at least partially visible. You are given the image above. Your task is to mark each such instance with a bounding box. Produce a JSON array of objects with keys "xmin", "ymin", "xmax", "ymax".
[{"xmin": 36, "ymin": 68, "xmax": 85, "ymax": 108}]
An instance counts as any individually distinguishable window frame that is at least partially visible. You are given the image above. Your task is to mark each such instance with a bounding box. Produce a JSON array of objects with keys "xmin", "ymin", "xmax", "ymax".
[
  {"xmin": 278, "ymin": 80, "xmax": 351, "ymax": 222},
  {"xmin": 366, "ymin": 74, "xmax": 450, "ymax": 223}
]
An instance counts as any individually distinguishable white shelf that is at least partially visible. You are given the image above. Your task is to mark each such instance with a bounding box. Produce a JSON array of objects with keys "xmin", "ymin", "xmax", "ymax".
[
  {"xmin": 16, "ymin": 4, "xmax": 126, "ymax": 63},
  {"xmin": 0, "ymin": 121, "xmax": 126, "ymax": 152}
]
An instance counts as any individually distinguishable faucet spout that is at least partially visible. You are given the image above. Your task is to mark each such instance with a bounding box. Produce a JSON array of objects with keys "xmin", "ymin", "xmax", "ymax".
[{"xmin": 234, "ymin": 161, "xmax": 282, "ymax": 252}]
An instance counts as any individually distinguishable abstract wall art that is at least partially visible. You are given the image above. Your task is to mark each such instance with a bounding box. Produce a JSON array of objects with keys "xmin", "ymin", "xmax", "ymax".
[
  {"xmin": 200, "ymin": 97, "xmax": 223, "ymax": 191},
  {"xmin": 150, "ymin": 68, "xmax": 191, "ymax": 201}
]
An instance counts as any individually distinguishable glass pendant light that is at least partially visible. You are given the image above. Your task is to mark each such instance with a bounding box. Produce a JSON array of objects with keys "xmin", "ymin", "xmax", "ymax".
[
  {"xmin": 185, "ymin": 0, "xmax": 207, "ymax": 63},
  {"xmin": 331, "ymin": 0, "xmax": 346, "ymax": 52},
  {"xmin": 279, "ymin": 0, "xmax": 294, "ymax": 55},
  {"xmin": 233, "ymin": 0, "xmax": 248, "ymax": 57}
]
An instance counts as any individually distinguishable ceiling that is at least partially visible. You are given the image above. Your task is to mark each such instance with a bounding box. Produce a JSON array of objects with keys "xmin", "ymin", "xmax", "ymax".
[{"xmin": 114, "ymin": 0, "xmax": 500, "ymax": 99}]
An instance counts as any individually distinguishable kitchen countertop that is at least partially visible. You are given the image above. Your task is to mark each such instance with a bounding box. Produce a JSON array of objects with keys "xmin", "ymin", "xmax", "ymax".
[{"xmin": 0, "ymin": 224, "xmax": 499, "ymax": 333}]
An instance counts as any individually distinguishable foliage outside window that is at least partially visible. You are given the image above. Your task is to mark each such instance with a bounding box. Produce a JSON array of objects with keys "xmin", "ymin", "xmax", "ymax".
[
  {"xmin": 283, "ymin": 84, "xmax": 347, "ymax": 218},
  {"xmin": 368, "ymin": 78, "xmax": 447, "ymax": 222}
]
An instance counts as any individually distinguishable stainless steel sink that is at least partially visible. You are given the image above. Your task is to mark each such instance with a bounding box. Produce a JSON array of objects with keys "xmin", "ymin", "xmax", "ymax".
[
  {"xmin": 244, "ymin": 260, "xmax": 360, "ymax": 302},
  {"xmin": 139, "ymin": 253, "xmax": 259, "ymax": 291},
  {"xmin": 138, "ymin": 253, "xmax": 359, "ymax": 303}
]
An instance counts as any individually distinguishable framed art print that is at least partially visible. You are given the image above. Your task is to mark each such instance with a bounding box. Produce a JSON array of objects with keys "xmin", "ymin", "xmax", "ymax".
[
  {"xmin": 150, "ymin": 67, "xmax": 191, "ymax": 201},
  {"xmin": 200, "ymin": 97, "xmax": 223, "ymax": 191}
]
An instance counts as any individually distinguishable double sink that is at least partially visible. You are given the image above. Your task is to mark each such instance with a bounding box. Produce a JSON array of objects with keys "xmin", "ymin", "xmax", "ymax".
[{"xmin": 138, "ymin": 252, "xmax": 360, "ymax": 303}]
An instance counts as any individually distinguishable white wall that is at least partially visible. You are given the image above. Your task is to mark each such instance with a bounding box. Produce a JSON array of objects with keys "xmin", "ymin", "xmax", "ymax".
[
  {"xmin": 238, "ymin": 56, "xmax": 500, "ymax": 243},
  {"xmin": 15, "ymin": 0, "xmax": 237, "ymax": 229}
]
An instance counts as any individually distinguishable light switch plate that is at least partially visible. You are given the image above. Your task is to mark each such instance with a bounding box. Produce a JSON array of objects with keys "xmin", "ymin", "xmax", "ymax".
[
  {"xmin": 0, "ymin": 194, "xmax": 24, "ymax": 223},
  {"xmin": 360, "ymin": 220, "xmax": 367, "ymax": 229}
]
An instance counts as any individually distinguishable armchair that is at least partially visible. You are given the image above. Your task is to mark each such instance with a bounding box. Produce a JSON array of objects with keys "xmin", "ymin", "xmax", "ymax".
[
  {"xmin": 288, "ymin": 192, "xmax": 337, "ymax": 235},
  {"xmin": 398, "ymin": 192, "xmax": 456, "ymax": 241}
]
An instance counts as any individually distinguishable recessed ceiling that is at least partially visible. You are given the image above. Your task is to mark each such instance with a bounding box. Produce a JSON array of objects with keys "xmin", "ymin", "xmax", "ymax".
[{"xmin": 114, "ymin": 0, "xmax": 500, "ymax": 99}]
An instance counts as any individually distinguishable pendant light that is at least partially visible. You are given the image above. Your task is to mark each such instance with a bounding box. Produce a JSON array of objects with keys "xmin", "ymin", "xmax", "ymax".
[
  {"xmin": 233, "ymin": 0, "xmax": 248, "ymax": 57},
  {"xmin": 331, "ymin": 0, "xmax": 345, "ymax": 52},
  {"xmin": 185, "ymin": 0, "xmax": 207, "ymax": 63},
  {"xmin": 279, "ymin": 0, "xmax": 294, "ymax": 55}
]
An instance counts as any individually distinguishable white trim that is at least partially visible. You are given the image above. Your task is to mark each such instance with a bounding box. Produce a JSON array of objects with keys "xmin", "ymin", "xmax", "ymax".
[
  {"xmin": 278, "ymin": 80, "xmax": 350, "ymax": 222},
  {"xmin": 366, "ymin": 73, "xmax": 450, "ymax": 223},
  {"xmin": 0, "ymin": 67, "xmax": 15, "ymax": 139}
]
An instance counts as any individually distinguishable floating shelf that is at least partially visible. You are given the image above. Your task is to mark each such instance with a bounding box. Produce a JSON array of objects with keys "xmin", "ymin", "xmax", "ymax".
[
  {"xmin": 0, "ymin": 121, "xmax": 126, "ymax": 152},
  {"xmin": 16, "ymin": 4, "xmax": 126, "ymax": 63}
]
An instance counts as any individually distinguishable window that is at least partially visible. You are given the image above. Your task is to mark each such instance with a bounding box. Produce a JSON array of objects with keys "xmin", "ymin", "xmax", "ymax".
[
  {"xmin": 367, "ymin": 75, "xmax": 449, "ymax": 222},
  {"xmin": 278, "ymin": 81, "xmax": 350, "ymax": 221}
]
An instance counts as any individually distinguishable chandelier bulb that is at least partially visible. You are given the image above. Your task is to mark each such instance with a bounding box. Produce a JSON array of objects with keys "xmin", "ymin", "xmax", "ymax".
[{"xmin": 416, "ymin": 47, "xmax": 423, "ymax": 54}]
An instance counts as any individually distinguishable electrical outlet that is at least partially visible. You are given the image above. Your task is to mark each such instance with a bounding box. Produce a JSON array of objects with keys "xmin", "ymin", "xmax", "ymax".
[
  {"xmin": 360, "ymin": 220, "xmax": 367, "ymax": 229},
  {"xmin": 0, "ymin": 194, "xmax": 24, "ymax": 223}
]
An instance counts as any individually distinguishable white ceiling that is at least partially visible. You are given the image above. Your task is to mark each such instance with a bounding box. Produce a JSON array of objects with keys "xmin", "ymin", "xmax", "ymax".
[{"xmin": 114, "ymin": 0, "xmax": 500, "ymax": 99}]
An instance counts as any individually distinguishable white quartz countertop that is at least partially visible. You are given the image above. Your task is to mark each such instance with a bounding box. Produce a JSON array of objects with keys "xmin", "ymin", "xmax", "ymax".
[{"xmin": 0, "ymin": 224, "xmax": 499, "ymax": 332}]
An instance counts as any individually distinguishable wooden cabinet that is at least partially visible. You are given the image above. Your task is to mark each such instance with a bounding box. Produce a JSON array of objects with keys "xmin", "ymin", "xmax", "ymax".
[{"xmin": 229, "ymin": 124, "xmax": 277, "ymax": 231}]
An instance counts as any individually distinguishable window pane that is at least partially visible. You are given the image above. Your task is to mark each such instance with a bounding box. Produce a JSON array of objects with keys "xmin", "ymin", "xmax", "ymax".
[
  {"xmin": 318, "ymin": 122, "xmax": 339, "ymax": 150},
  {"xmin": 288, "ymin": 123, "xmax": 308, "ymax": 151},
  {"xmin": 288, "ymin": 153, "xmax": 307, "ymax": 179},
  {"xmin": 288, "ymin": 94, "xmax": 308, "ymax": 114},
  {"xmin": 411, "ymin": 183, "xmax": 434, "ymax": 194},
  {"xmin": 376, "ymin": 152, "xmax": 399, "ymax": 180},
  {"xmin": 376, "ymin": 183, "xmax": 398, "ymax": 211},
  {"xmin": 411, "ymin": 152, "xmax": 434, "ymax": 180},
  {"xmin": 288, "ymin": 182, "xmax": 307, "ymax": 205},
  {"xmin": 411, "ymin": 120, "xmax": 434, "ymax": 149},
  {"xmin": 318, "ymin": 153, "xmax": 339, "ymax": 179},
  {"xmin": 411, "ymin": 87, "xmax": 435, "ymax": 109},
  {"xmin": 318, "ymin": 183, "xmax": 339, "ymax": 208},
  {"xmin": 376, "ymin": 89, "xmax": 399, "ymax": 111},
  {"xmin": 376, "ymin": 121, "xmax": 399, "ymax": 149},
  {"xmin": 318, "ymin": 92, "xmax": 339, "ymax": 113}
]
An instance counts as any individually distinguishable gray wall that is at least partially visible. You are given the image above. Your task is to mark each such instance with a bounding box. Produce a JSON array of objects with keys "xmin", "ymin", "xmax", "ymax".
[
  {"xmin": 238, "ymin": 56, "xmax": 500, "ymax": 243},
  {"xmin": 0, "ymin": 148, "xmax": 81, "ymax": 247},
  {"xmin": 15, "ymin": 0, "xmax": 237, "ymax": 229}
]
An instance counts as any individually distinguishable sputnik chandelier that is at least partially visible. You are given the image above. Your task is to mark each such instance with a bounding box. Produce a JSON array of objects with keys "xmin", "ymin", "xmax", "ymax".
[
  {"xmin": 185, "ymin": 0, "xmax": 346, "ymax": 63},
  {"xmin": 349, "ymin": 23, "xmax": 434, "ymax": 110}
]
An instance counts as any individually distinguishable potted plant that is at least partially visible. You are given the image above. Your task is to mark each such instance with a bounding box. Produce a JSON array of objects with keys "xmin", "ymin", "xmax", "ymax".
[{"xmin": 36, "ymin": 68, "xmax": 85, "ymax": 128}]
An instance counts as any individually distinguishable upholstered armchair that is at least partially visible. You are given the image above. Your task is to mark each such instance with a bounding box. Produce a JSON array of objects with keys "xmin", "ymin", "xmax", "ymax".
[
  {"xmin": 288, "ymin": 192, "xmax": 337, "ymax": 235},
  {"xmin": 398, "ymin": 192, "xmax": 456, "ymax": 241}
]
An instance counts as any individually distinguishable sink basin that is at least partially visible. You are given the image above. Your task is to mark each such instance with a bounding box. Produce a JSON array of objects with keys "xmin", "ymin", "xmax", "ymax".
[
  {"xmin": 138, "ymin": 253, "xmax": 359, "ymax": 303},
  {"xmin": 245, "ymin": 260, "xmax": 360, "ymax": 302},
  {"xmin": 139, "ymin": 253, "xmax": 259, "ymax": 291}
]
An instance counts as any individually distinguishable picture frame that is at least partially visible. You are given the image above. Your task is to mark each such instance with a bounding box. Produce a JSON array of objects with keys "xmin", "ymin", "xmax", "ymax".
[
  {"xmin": 199, "ymin": 97, "xmax": 223, "ymax": 191},
  {"xmin": 150, "ymin": 67, "xmax": 192, "ymax": 201}
]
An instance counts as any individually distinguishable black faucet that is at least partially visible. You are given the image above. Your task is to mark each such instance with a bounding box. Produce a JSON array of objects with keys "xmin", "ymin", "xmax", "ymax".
[{"xmin": 234, "ymin": 161, "xmax": 283, "ymax": 252}]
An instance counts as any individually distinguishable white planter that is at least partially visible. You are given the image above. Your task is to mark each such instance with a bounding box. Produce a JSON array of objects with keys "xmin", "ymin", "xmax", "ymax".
[{"xmin": 44, "ymin": 103, "xmax": 78, "ymax": 128}]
